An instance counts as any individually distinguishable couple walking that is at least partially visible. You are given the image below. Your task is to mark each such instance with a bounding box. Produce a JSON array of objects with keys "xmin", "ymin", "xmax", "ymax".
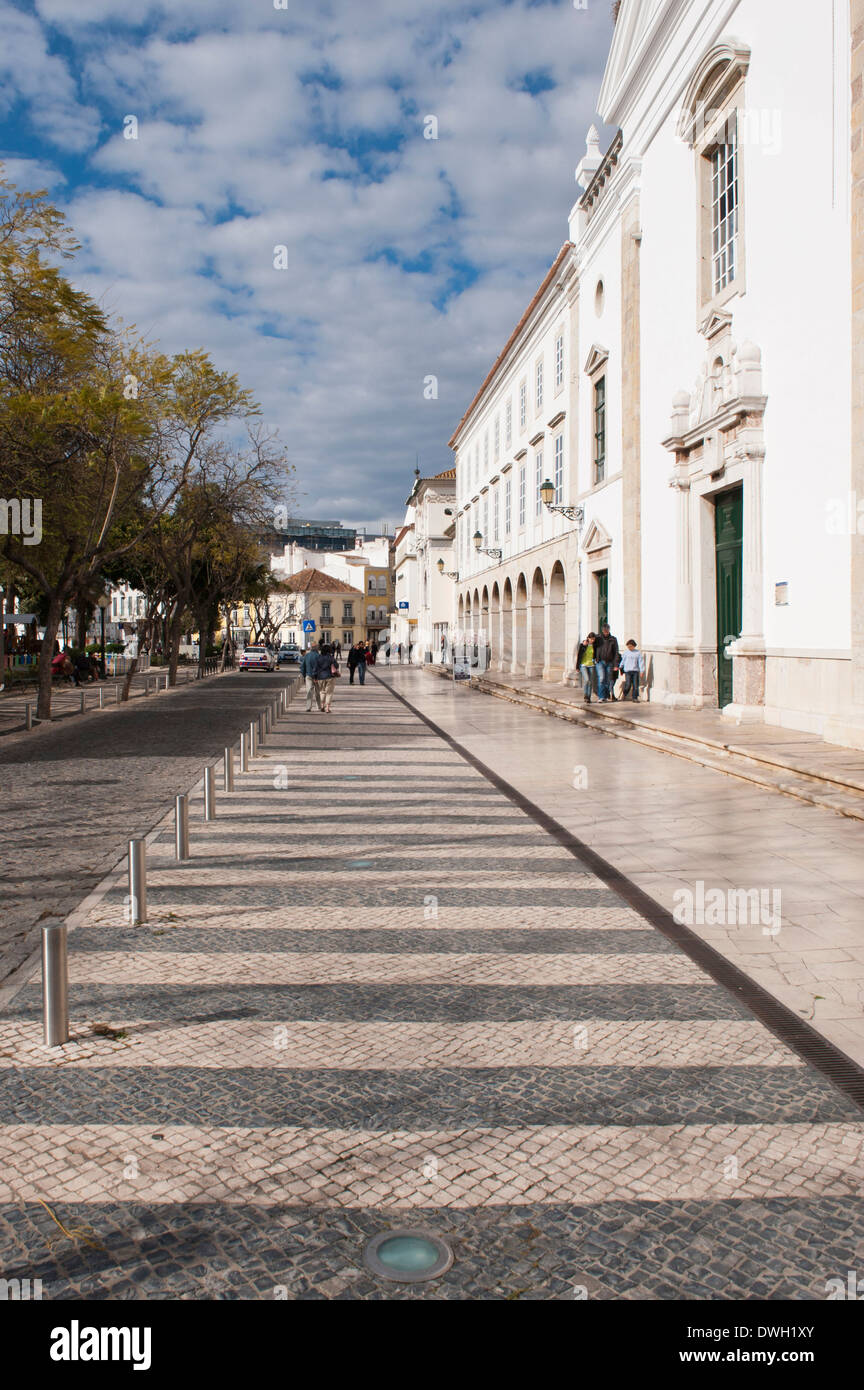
[
  {"xmin": 347, "ymin": 641, "xmax": 372, "ymax": 684},
  {"xmin": 577, "ymin": 622, "xmax": 645, "ymax": 704},
  {"xmin": 300, "ymin": 642, "xmax": 341, "ymax": 713}
]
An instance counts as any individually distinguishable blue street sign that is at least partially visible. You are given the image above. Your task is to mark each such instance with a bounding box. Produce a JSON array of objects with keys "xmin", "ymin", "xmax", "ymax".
[
  {"xmin": 302, "ymin": 619, "xmax": 316, "ymax": 632},
  {"xmin": 398, "ymin": 602, "xmax": 409, "ymax": 610}
]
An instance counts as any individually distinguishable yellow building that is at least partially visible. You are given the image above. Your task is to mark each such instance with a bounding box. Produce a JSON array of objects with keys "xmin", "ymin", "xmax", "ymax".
[{"xmin": 285, "ymin": 568, "xmax": 365, "ymax": 650}]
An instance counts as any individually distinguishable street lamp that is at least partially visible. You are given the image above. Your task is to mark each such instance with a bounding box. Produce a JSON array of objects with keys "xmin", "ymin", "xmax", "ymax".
[
  {"xmin": 472, "ymin": 530, "xmax": 502, "ymax": 562},
  {"xmin": 540, "ymin": 479, "xmax": 584, "ymax": 524},
  {"xmin": 436, "ymin": 557, "xmax": 460, "ymax": 580},
  {"xmin": 96, "ymin": 592, "xmax": 111, "ymax": 677}
]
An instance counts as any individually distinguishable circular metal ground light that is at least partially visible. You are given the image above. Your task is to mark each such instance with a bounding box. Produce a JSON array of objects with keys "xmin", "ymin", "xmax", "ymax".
[{"xmin": 363, "ymin": 1230, "xmax": 453, "ymax": 1283}]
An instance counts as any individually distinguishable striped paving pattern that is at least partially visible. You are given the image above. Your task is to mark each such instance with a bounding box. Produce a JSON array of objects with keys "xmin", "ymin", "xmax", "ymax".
[{"xmin": 1, "ymin": 677, "xmax": 863, "ymax": 1299}]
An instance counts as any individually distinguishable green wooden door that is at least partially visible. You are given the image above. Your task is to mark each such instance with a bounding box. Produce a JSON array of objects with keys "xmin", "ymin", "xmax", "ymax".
[
  {"xmin": 596, "ymin": 570, "xmax": 608, "ymax": 630},
  {"xmin": 714, "ymin": 487, "xmax": 743, "ymax": 708}
]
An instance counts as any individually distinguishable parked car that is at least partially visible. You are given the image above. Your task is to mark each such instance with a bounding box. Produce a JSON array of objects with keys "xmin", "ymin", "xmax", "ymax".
[
  {"xmin": 278, "ymin": 644, "xmax": 301, "ymax": 664},
  {"xmin": 239, "ymin": 645, "xmax": 276, "ymax": 672}
]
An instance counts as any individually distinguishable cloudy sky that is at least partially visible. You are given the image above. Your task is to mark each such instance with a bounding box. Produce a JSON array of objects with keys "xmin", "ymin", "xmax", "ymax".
[{"xmin": 1, "ymin": 0, "xmax": 615, "ymax": 530}]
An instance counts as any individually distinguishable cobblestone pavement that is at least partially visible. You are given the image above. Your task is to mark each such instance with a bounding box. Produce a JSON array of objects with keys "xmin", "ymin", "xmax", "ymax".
[
  {"xmin": 0, "ymin": 676, "xmax": 862, "ymax": 1299},
  {"xmin": 0, "ymin": 670, "xmax": 294, "ymax": 985}
]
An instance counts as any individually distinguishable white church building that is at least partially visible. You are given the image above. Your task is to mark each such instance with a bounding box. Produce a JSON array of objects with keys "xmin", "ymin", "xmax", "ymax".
[{"xmin": 448, "ymin": 0, "xmax": 864, "ymax": 748}]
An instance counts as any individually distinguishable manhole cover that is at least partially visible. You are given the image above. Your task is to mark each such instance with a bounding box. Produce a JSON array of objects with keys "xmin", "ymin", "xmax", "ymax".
[{"xmin": 363, "ymin": 1230, "xmax": 453, "ymax": 1283}]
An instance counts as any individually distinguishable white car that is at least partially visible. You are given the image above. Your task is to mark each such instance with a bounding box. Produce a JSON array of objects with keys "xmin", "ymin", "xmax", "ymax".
[{"xmin": 239, "ymin": 645, "xmax": 276, "ymax": 671}]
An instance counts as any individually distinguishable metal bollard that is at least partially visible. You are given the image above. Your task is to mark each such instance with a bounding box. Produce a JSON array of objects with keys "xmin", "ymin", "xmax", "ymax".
[
  {"xmin": 249, "ymin": 720, "xmax": 258, "ymax": 758},
  {"xmin": 98, "ymin": 687, "xmax": 104, "ymax": 710},
  {"xmin": 224, "ymin": 746, "xmax": 234, "ymax": 792},
  {"xmin": 25, "ymin": 702, "xmax": 34, "ymax": 731},
  {"xmin": 175, "ymin": 794, "xmax": 190, "ymax": 860},
  {"xmin": 204, "ymin": 765, "xmax": 216, "ymax": 820},
  {"xmin": 116, "ymin": 682, "xmax": 122, "ymax": 704},
  {"xmin": 128, "ymin": 838, "xmax": 148, "ymax": 925},
  {"xmin": 41, "ymin": 923, "xmax": 69, "ymax": 1047},
  {"xmin": 239, "ymin": 731, "xmax": 248, "ymax": 772},
  {"xmin": 259, "ymin": 712, "xmax": 266, "ymax": 745},
  {"xmin": 265, "ymin": 704, "xmax": 272, "ymax": 733},
  {"xmin": 79, "ymin": 691, "xmax": 86, "ymax": 714}
]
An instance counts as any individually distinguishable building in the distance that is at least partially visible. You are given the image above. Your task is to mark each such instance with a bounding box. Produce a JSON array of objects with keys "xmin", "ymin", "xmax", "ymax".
[{"xmin": 283, "ymin": 568, "xmax": 365, "ymax": 650}]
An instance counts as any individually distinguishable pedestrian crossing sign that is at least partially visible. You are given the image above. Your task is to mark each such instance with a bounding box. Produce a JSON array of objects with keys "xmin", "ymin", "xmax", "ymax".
[{"xmin": 302, "ymin": 620, "xmax": 316, "ymax": 633}]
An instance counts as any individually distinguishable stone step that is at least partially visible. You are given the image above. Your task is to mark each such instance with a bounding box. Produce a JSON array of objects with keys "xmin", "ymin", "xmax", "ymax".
[{"xmin": 470, "ymin": 677, "xmax": 864, "ymax": 822}]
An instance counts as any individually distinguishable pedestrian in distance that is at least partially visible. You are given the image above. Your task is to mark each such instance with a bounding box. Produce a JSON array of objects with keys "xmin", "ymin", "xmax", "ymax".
[
  {"xmin": 300, "ymin": 642, "xmax": 322, "ymax": 711},
  {"xmin": 621, "ymin": 639, "xmax": 645, "ymax": 702},
  {"xmin": 576, "ymin": 632, "xmax": 597, "ymax": 704},
  {"xmin": 594, "ymin": 622, "xmax": 620, "ymax": 704},
  {"xmin": 347, "ymin": 643, "xmax": 363, "ymax": 685},
  {"xmin": 366, "ymin": 641, "xmax": 376, "ymax": 667},
  {"xmin": 315, "ymin": 642, "xmax": 340, "ymax": 713}
]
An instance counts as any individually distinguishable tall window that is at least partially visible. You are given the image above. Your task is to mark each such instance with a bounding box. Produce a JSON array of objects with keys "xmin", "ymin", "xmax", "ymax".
[
  {"xmin": 518, "ymin": 465, "xmax": 526, "ymax": 527},
  {"xmin": 710, "ymin": 126, "xmax": 738, "ymax": 295},
  {"xmin": 555, "ymin": 334, "xmax": 564, "ymax": 390},
  {"xmin": 519, "ymin": 381, "xmax": 527, "ymax": 429},
  {"xmin": 494, "ymin": 417, "xmax": 500, "ymax": 460},
  {"xmin": 504, "ymin": 477, "xmax": 512, "ymax": 534},
  {"xmin": 593, "ymin": 377, "xmax": 606, "ymax": 484},
  {"xmin": 535, "ymin": 451, "xmax": 543, "ymax": 517},
  {"xmin": 554, "ymin": 433, "xmax": 564, "ymax": 503},
  {"xmin": 482, "ymin": 497, "xmax": 489, "ymax": 545},
  {"xmin": 483, "ymin": 432, "xmax": 489, "ymax": 470},
  {"xmin": 492, "ymin": 488, "xmax": 499, "ymax": 542},
  {"xmin": 505, "ymin": 400, "xmax": 512, "ymax": 448},
  {"xmin": 535, "ymin": 359, "xmax": 543, "ymax": 410}
]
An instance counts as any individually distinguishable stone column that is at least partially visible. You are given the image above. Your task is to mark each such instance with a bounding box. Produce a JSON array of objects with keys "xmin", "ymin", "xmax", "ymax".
[
  {"xmin": 621, "ymin": 191, "xmax": 643, "ymax": 645},
  {"xmin": 671, "ymin": 476, "xmax": 694, "ymax": 644},
  {"xmin": 732, "ymin": 446, "xmax": 767, "ymax": 708},
  {"xmin": 853, "ymin": 0, "xmax": 864, "ymax": 709}
]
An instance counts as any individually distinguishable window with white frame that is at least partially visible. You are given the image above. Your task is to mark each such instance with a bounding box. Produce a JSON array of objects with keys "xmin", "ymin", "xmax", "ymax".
[
  {"xmin": 492, "ymin": 487, "xmax": 499, "ymax": 542},
  {"xmin": 594, "ymin": 376, "xmax": 606, "ymax": 485},
  {"xmin": 504, "ymin": 477, "xmax": 511, "ymax": 534},
  {"xmin": 494, "ymin": 416, "xmax": 500, "ymax": 461},
  {"xmin": 518, "ymin": 465, "xmax": 526, "ymax": 527},
  {"xmin": 709, "ymin": 126, "xmax": 738, "ymax": 296},
  {"xmin": 555, "ymin": 333, "xmax": 564, "ymax": 391},
  {"xmin": 535, "ymin": 452, "xmax": 543, "ymax": 516},
  {"xmin": 535, "ymin": 359, "xmax": 543, "ymax": 411},
  {"xmin": 554, "ymin": 434, "xmax": 564, "ymax": 503},
  {"xmin": 504, "ymin": 400, "xmax": 512, "ymax": 448},
  {"xmin": 484, "ymin": 432, "xmax": 489, "ymax": 470},
  {"xmin": 519, "ymin": 381, "xmax": 527, "ymax": 429},
  {"xmin": 482, "ymin": 496, "xmax": 488, "ymax": 542}
]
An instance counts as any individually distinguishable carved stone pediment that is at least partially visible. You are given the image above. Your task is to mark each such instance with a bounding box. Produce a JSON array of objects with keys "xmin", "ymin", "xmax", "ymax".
[
  {"xmin": 583, "ymin": 518, "xmax": 613, "ymax": 554},
  {"xmin": 584, "ymin": 343, "xmax": 610, "ymax": 378}
]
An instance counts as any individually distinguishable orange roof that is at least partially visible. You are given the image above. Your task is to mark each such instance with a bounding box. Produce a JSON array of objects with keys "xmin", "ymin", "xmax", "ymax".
[
  {"xmin": 286, "ymin": 568, "xmax": 364, "ymax": 597},
  {"xmin": 448, "ymin": 242, "xmax": 574, "ymax": 449},
  {"xmin": 431, "ymin": 467, "xmax": 456, "ymax": 479}
]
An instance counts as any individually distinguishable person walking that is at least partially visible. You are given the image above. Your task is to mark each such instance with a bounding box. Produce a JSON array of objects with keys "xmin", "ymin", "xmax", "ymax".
[
  {"xmin": 594, "ymin": 622, "xmax": 620, "ymax": 704},
  {"xmin": 576, "ymin": 632, "xmax": 597, "ymax": 704},
  {"xmin": 300, "ymin": 642, "xmax": 322, "ymax": 712},
  {"xmin": 356, "ymin": 642, "xmax": 368, "ymax": 684},
  {"xmin": 366, "ymin": 641, "xmax": 376, "ymax": 667},
  {"xmin": 621, "ymin": 640, "xmax": 645, "ymax": 702},
  {"xmin": 347, "ymin": 643, "xmax": 362, "ymax": 684},
  {"xmin": 315, "ymin": 641, "xmax": 339, "ymax": 713}
]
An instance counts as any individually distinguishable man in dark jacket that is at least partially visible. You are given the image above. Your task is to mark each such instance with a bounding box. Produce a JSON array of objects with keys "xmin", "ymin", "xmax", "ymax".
[
  {"xmin": 594, "ymin": 622, "xmax": 620, "ymax": 703},
  {"xmin": 347, "ymin": 643, "xmax": 363, "ymax": 685},
  {"xmin": 300, "ymin": 643, "xmax": 321, "ymax": 711}
]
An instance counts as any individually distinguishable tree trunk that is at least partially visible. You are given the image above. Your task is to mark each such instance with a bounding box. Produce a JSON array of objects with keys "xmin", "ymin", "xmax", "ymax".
[
  {"xmin": 167, "ymin": 605, "xmax": 183, "ymax": 686},
  {"xmin": 36, "ymin": 593, "xmax": 65, "ymax": 722}
]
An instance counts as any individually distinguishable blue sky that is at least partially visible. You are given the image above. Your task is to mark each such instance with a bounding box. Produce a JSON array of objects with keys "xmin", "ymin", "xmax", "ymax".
[{"xmin": 0, "ymin": 0, "xmax": 615, "ymax": 529}]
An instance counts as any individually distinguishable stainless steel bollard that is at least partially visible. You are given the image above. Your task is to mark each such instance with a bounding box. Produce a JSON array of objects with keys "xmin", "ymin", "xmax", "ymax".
[
  {"xmin": 98, "ymin": 687, "xmax": 104, "ymax": 710},
  {"xmin": 265, "ymin": 704, "xmax": 272, "ymax": 733},
  {"xmin": 224, "ymin": 746, "xmax": 234, "ymax": 792},
  {"xmin": 41, "ymin": 923, "xmax": 69, "ymax": 1047},
  {"xmin": 116, "ymin": 682, "xmax": 122, "ymax": 704},
  {"xmin": 175, "ymin": 794, "xmax": 190, "ymax": 860},
  {"xmin": 128, "ymin": 838, "xmax": 148, "ymax": 925},
  {"xmin": 25, "ymin": 703, "xmax": 33, "ymax": 731},
  {"xmin": 259, "ymin": 712, "xmax": 266, "ymax": 745},
  {"xmin": 239, "ymin": 731, "xmax": 248, "ymax": 771},
  {"xmin": 249, "ymin": 720, "xmax": 257, "ymax": 757},
  {"xmin": 204, "ymin": 765, "xmax": 216, "ymax": 820},
  {"xmin": 79, "ymin": 691, "xmax": 86, "ymax": 714}
]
